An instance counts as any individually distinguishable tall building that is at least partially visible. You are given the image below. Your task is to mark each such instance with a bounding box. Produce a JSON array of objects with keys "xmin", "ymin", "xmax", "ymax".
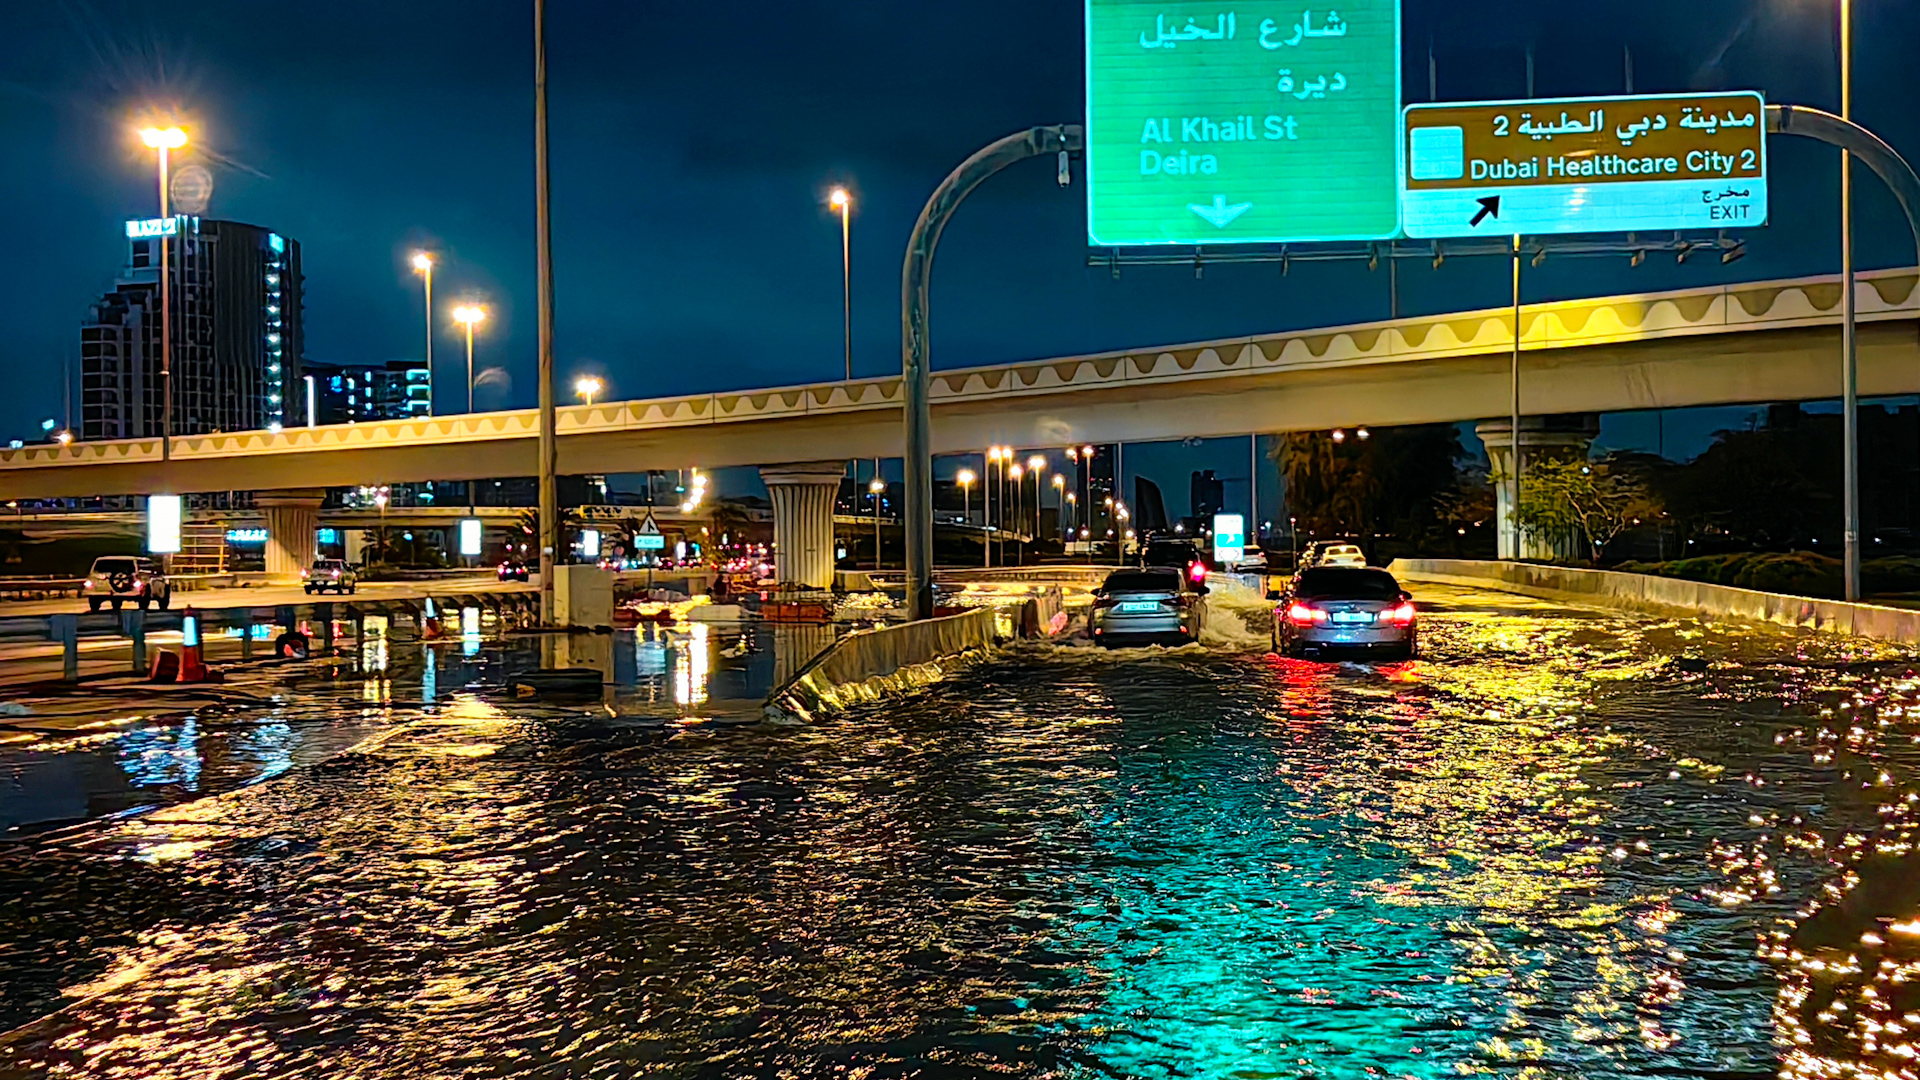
[
  {"xmin": 79, "ymin": 216, "xmax": 304, "ymax": 440},
  {"xmin": 304, "ymin": 359, "xmax": 431, "ymax": 425}
]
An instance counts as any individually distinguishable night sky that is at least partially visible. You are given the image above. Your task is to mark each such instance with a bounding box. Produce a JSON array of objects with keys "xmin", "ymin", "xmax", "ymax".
[{"xmin": 3, "ymin": 0, "xmax": 1915, "ymax": 506}]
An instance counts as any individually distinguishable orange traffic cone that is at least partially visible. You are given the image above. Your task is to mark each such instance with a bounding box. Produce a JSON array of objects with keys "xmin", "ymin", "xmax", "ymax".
[{"xmin": 179, "ymin": 607, "xmax": 209, "ymax": 683}]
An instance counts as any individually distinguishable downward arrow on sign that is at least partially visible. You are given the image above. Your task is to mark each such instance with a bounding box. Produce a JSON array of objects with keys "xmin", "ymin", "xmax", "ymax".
[{"xmin": 1188, "ymin": 195, "xmax": 1253, "ymax": 228}]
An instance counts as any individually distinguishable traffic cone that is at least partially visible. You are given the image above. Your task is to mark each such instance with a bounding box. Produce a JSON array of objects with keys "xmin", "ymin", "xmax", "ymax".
[
  {"xmin": 179, "ymin": 607, "xmax": 209, "ymax": 683},
  {"xmin": 421, "ymin": 597, "xmax": 445, "ymax": 640}
]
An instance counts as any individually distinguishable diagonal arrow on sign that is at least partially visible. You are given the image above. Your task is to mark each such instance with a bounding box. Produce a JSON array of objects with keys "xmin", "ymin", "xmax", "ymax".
[{"xmin": 1188, "ymin": 195, "xmax": 1253, "ymax": 228}]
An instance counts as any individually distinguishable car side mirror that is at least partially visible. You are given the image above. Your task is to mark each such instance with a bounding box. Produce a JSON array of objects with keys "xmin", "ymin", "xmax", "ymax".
[
  {"xmin": 1194, "ymin": 585, "xmax": 1210, "ymax": 596},
  {"xmin": 1265, "ymin": 590, "xmax": 1282, "ymax": 601},
  {"xmin": 1399, "ymin": 591, "xmax": 1412, "ymax": 601}
]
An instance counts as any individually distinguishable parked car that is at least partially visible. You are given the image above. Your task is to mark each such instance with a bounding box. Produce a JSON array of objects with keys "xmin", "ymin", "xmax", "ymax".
[
  {"xmin": 498, "ymin": 559, "xmax": 531, "ymax": 582},
  {"xmin": 83, "ymin": 556, "xmax": 171, "ymax": 612},
  {"xmin": 1140, "ymin": 537, "xmax": 1211, "ymax": 585},
  {"xmin": 1271, "ymin": 566, "xmax": 1416, "ymax": 660},
  {"xmin": 1091, "ymin": 566, "xmax": 1208, "ymax": 647},
  {"xmin": 302, "ymin": 558, "xmax": 358, "ymax": 595}
]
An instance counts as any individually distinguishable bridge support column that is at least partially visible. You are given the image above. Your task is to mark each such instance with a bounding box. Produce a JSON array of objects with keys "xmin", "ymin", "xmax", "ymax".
[
  {"xmin": 258, "ymin": 489, "xmax": 326, "ymax": 582},
  {"xmin": 759, "ymin": 462, "xmax": 845, "ymax": 590},
  {"xmin": 1476, "ymin": 416, "xmax": 1600, "ymax": 562}
]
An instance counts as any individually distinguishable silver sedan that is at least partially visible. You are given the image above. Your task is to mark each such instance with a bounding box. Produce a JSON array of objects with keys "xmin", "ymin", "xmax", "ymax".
[
  {"xmin": 1271, "ymin": 567, "xmax": 1416, "ymax": 660},
  {"xmin": 1090, "ymin": 567, "xmax": 1208, "ymax": 647}
]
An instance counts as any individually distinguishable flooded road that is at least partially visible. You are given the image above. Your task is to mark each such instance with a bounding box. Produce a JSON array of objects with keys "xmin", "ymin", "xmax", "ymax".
[{"xmin": 2, "ymin": 584, "xmax": 1919, "ymax": 1078}]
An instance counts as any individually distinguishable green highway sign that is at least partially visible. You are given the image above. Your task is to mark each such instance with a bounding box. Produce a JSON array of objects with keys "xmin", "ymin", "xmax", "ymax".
[{"xmin": 1086, "ymin": 1, "xmax": 1402, "ymax": 246}]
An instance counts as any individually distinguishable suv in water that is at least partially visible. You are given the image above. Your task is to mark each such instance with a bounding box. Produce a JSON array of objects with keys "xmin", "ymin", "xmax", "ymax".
[
  {"xmin": 302, "ymin": 558, "xmax": 358, "ymax": 595},
  {"xmin": 83, "ymin": 556, "xmax": 171, "ymax": 612}
]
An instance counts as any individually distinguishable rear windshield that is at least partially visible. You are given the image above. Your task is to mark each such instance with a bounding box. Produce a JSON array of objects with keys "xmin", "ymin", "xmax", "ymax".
[
  {"xmin": 1103, "ymin": 570, "xmax": 1183, "ymax": 593},
  {"xmin": 1295, "ymin": 568, "xmax": 1401, "ymax": 600},
  {"xmin": 92, "ymin": 558, "xmax": 136, "ymax": 574}
]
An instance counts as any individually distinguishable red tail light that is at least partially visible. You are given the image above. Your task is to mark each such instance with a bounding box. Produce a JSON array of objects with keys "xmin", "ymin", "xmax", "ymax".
[
  {"xmin": 1287, "ymin": 603, "xmax": 1327, "ymax": 627},
  {"xmin": 1093, "ymin": 595, "xmax": 1117, "ymax": 609},
  {"xmin": 1189, "ymin": 562, "xmax": 1208, "ymax": 583},
  {"xmin": 1387, "ymin": 602, "xmax": 1416, "ymax": 625}
]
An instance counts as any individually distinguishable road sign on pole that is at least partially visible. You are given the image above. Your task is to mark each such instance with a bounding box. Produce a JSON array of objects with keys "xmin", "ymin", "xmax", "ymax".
[
  {"xmin": 1085, "ymin": 0, "xmax": 1402, "ymax": 246},
  {"xmin": 636, "ymin": 514, "xmax": 665, "ymax": 552},
  {"xmin": 1212, "ymin": 513, "xmax": 1246, "ymax": 565},
  {"xmin": 1401, "ymin": 92, "xmax": 1768, "ymax": 239}
]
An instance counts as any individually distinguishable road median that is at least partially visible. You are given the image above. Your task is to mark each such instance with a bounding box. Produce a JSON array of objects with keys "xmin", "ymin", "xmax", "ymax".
[
  {"xmin": 766, "ymin": 608, "xmax": 998, "ymax": 721},
  {"xmin": 1393, "ymin": 558, "xmax": 1920, "ymax": 645}
]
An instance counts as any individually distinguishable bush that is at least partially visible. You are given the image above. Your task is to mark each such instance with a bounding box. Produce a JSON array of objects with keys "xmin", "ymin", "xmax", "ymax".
[
  {"xmin": 1613, "ymin": 551, "xmax": 1843, "ymax": 598},
  {"xmin": 1864, "ymin": 557, "xmax": 1920, "ymax": 595}
]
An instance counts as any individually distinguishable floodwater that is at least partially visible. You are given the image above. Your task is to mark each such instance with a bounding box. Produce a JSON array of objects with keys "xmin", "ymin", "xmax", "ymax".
[{"xmin": 1, "ymin": 585, "xmax": 1918, "ymax": 1078}]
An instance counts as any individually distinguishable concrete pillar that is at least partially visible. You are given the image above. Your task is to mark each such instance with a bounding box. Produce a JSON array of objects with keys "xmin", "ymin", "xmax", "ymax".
[
  {"xmin": 759, "ymin": 461, "xmax": 845, "ymax": 590},
  {"xmin": 1476, "ymin": 416, "xmax": 1601, "ymax": 561},
  {"xmin": 258, "ymin": 489, "xmax": 326, "ymax": 581}
]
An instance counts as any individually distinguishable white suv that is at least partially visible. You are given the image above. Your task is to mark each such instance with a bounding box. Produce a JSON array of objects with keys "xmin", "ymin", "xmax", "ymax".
[{"xmin": 84, "ymin": 556, "xmax": 172, "ymax": 612}]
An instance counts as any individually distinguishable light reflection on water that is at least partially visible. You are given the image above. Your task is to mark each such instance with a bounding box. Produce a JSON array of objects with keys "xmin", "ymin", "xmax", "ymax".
[{"xmin": 1, "ymin": 587, "xmax": 1920, "ymax": 1077}]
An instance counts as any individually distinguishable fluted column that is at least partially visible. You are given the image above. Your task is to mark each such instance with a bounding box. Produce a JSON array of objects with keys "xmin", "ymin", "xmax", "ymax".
[
  {"xmin": 759, "ymin": 461, "xmax": 846, "ymax": 590},
  {"xmin": 257, "ymin": 489, "xmax": 325, "ymax": 581},
  {"xmin": 1475, "ymin": 417, "xmax": 1600, "ymax": 561}
]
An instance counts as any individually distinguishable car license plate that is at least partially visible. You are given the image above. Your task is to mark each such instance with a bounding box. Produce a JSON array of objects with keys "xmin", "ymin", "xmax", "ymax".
[
  {"xmin": 1331, "ymin": 612, "xmax": 1372, "ymax": 624},
  {"xmin": 1117, "ymin": 601, "xmax": 1161, "ymax": 614}
]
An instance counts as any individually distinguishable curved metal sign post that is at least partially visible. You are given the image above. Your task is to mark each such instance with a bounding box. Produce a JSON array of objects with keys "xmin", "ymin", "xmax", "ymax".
[{"xmin": 900, "ymin": 125, "xmax": 1084, "ymax": 621}]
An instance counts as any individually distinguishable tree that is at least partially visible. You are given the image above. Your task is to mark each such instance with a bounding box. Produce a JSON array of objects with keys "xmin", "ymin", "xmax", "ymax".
[
  {"xmin": 1507, "ymin": 456, "xmax": 1660, "ymax": 563},
  {"xmin": 1274, "ymin": 424, "xmax": 1464, "ymax": 547},
  {"xmin": 706, "ymin": 499, "xmax": 756, "ymax": 550}
]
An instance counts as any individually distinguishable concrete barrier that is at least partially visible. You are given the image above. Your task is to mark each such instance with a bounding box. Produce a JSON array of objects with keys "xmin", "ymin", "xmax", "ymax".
[
  {"xmin": 1392, "ymin": 558, "xmax": 1920, "ymax": 645},
  {"xmin": 1017, "ymin": 586, "xmax": 1068, "ymax": 638},
  {"xmin": 767, "ymin": 607, "xmax": 998, "ymax": 721}
]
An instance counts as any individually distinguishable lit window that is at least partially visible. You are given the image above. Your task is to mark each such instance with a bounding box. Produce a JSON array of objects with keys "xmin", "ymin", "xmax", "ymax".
[
  {"xmin": 265, "ymin": 274, "xmax": 280, "ymax": 287},
  {"xmin": 269, "ymin": 234, "xmax": 284, "ymax": 253}
]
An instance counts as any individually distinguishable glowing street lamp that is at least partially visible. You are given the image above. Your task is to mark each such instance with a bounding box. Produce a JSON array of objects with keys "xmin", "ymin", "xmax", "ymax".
[
  {"xmin": 139, "ymin": 126, "xmax": 188, "ymax": 456},
  {"xmin": 574, "ymin": 375, "xmax": 604, "ymax": 406}
]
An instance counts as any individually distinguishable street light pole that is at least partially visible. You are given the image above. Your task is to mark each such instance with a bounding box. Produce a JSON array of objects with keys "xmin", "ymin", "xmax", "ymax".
[
  {"xmin": 453, "ymin": 304, "xmax": 486, "ymax": 513},
  {"xmin": 1840, "ymin": 0, "xmax": 1861, "ymax": 601},
  {"xmin": 140, "ymin": 127, "xmax": 186, "ymax": 458},
  {"xmin": 1010, "ymin": 463, "xmax": 1024, "ymax": 567},
  {"xmin": 832, "ymin": 189, "xmax": 853, "ymax": 382},
  {"xmin": 412, "ymin": 253, "xmax": 434, "ymax": 409},
  {"xmin": 1510, "ymin": 233, "xmax": 1523, "ymax": 561},
  {"xmin": 869, "ymin": 475, "xmax": 886, "ymax": 571},
  {"xmin": 534, "ymin": 0, "xmax": 559, "ymax": 625}
]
